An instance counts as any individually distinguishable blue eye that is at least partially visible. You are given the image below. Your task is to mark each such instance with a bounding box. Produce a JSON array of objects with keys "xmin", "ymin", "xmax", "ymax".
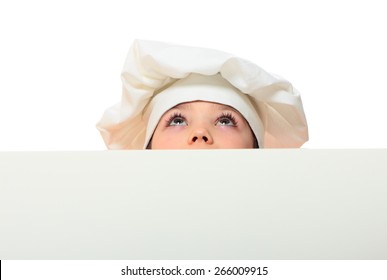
[
  {"xmin": 216, "ymin": 113, "xmax": 237, "ymax": 126},
  {"xmin": 166, "ymin": 113, "xmax": 187, "ymax": 126},
  {"xmin": 217, "ymin": 117, "xmax": 234, "ymax": 126},
  {"xmin": 169, "ymin": 117, "xmax": 187, "ymax": 126}
]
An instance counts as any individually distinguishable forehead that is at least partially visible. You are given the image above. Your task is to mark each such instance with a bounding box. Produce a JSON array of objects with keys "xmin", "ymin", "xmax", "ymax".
[{"xmin": 172, "ymin": 101, "xmax": 239, "ymax": 112}]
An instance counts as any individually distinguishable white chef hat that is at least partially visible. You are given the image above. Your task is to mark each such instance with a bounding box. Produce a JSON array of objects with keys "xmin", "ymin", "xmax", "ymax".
[{"xmin": 97, "ymin": 40, "xmax": 308, "ymax": 149}]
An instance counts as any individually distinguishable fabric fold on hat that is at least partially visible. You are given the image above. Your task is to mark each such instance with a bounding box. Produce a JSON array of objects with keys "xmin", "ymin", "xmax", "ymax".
[{"xmin": 97, "ymin": 39, "xmax": 308, "ymax": 149}]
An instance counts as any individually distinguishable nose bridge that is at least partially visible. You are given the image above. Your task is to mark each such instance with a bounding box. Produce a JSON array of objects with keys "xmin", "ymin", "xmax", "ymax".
[{"xmin": 188, "ymin": 122, "xmax": 214, "ymax": 144}]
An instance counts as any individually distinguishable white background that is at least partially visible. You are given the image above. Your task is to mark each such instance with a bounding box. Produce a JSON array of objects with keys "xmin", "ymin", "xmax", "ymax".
[{"xmin": 1, "ymin": 0, "xmax": 386, "ymax": 150}]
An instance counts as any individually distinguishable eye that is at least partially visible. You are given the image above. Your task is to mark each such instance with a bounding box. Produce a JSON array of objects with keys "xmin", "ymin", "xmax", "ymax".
[
  {"xmin": 216, "ymin": 113, "xmax": 237, "ymax": 126},
  {"xmin": 166, "ymin": 113, "xmax": 187, "ymax": 126}
]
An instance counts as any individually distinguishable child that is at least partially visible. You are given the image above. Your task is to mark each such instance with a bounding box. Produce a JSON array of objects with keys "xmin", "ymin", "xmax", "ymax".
[{"xmin": 97, "ymin": 40, "xmax": 308, "ymax": 149}]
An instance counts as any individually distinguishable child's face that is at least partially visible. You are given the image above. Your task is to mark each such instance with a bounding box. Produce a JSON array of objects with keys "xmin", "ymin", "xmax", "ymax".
[{"xmin": 150, "ymin": 101, "xmax": 255, "ymax": 149}]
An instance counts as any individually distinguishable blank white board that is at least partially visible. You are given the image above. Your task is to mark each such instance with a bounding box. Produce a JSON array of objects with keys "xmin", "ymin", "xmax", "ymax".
[{"xmin": 1, "ymin": 149, "xmax": 386, "ymax": 259}]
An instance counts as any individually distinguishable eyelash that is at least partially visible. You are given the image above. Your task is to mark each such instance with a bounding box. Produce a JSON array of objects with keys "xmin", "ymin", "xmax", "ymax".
[
  {"xmin": 216, "ymin": 112, "xmax": 238, "ymax": 126},
  {"xmin": 165, "ymin": 112, "xmax": 186, "ymax": 126},
  {"xmin": 164, "ymin": 112, "xmax": 238, "ymax": 126}
]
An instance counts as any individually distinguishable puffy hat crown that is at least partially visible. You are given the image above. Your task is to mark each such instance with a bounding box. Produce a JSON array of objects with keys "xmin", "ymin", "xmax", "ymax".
[{"xmin": 97, "ymin": 40, "xmax": 308, "ymax": 149}]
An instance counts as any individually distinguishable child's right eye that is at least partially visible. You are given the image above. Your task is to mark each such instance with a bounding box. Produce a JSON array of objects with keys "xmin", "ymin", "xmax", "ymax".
[
  {"xmin": 166, "ymin": 113, "xmax": 187, "ymax": 126},
  {"xmin": 169, "ymin": 117, "xmax": 187, "ymax": 126}
]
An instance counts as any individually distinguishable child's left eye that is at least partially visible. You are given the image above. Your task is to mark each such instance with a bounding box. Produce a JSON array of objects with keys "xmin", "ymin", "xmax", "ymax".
[
  {"xmin": 217, "ymin": 117, "xmax": 234, "ymax": 126},
  {"xmin": 216, "ymin": 113, "xmax": 237, "ymax": 126}
]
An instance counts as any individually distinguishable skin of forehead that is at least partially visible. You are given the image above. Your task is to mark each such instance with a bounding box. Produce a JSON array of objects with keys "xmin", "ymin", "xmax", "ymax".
[{"xmin": 170, "ymin": 101, "xmax": 240, "ymax": 114}]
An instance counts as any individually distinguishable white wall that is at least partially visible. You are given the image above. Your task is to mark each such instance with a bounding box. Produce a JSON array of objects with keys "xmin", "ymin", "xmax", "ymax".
[{"xmin": 1, "ymin": 0, "xmax": 386, "ymax": 150}]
